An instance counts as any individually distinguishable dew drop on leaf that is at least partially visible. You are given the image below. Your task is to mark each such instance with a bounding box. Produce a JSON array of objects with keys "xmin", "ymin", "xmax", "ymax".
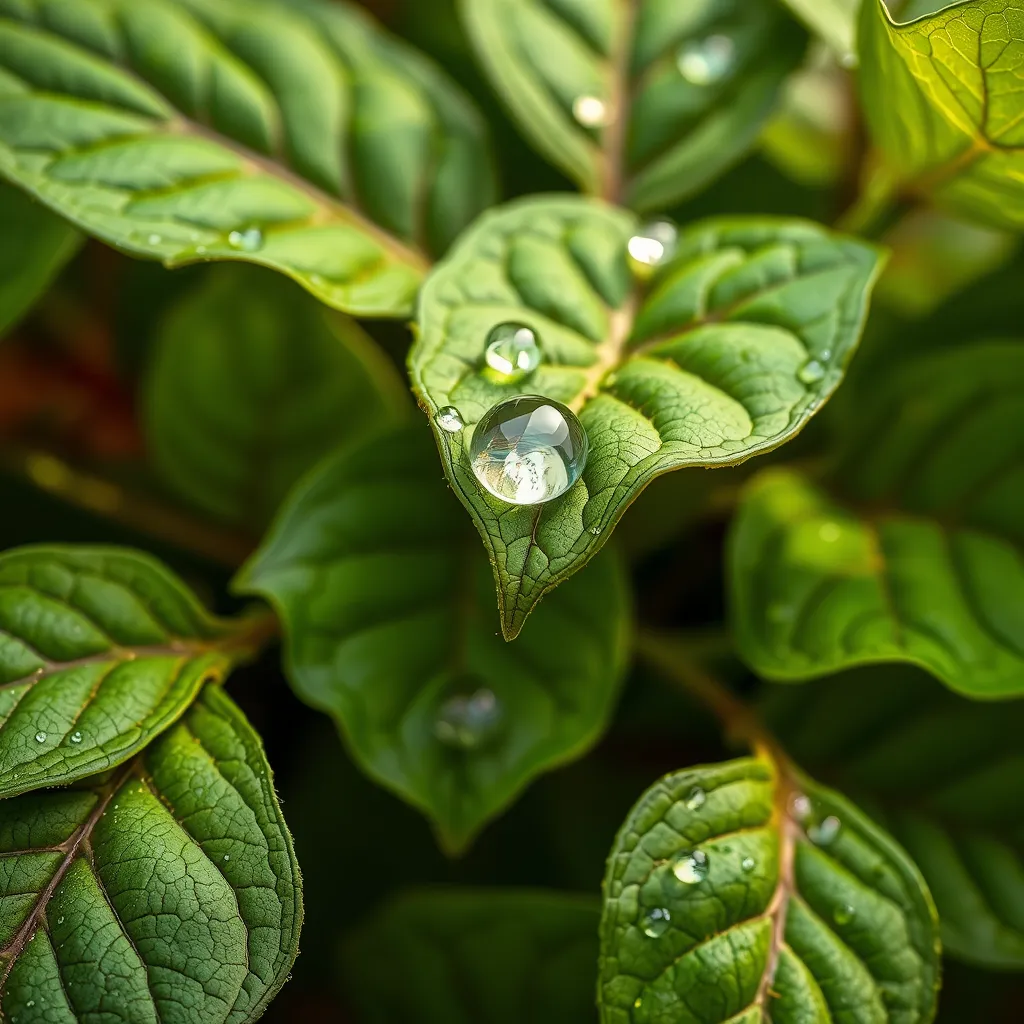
[
  {"xmin": 685, "ymin": 786, "xmax": 706, "ymax": 811},
  {"xmin": 34, "ymin": 731, "xmax": 46, "ymax": 744},
  {"xmin": 808, "ymin": 815, "xmax": 842, "ymax": 846},
  {"xmin": 627, "ymin": 220, "xmax": 678, "ymax": 270},
  {"xmin": 789, "ymin": 793, "xmax": 812, "ymax": 821},
  {"xmin": 641, "ymin": 906, "xmax": 671, "ymax": 938},
  {"xmin": 69, "ymin": 731, "xmax": 82, "ymax": 744},
  {"xmin": 223, "ymin": 854, "xmax": 230, "ymax": 861},
  {"xmin": 147, "ymin": 233, "xmax": 162, "ymax": 245},
  {"xmin": 434, "ymin": 685, "xmax": 504, "ymax": 750},
  {"xmin": 798, "ymin": 358, "xmax": 826, "ymax": 384},
  {"xmin": 435, "ymin": 406, "xmax": 465, "ymax": 433},
  {"xmin": 572, "ymin": 94, "xmax": 611, "ymax": 127},
  {"xmin": 677, "ymin": 35, "xmax": 735, "ymax": 85},
  {"xmin": 833, "ymin": 903, "xmax": 855, "ymax": 925},
  {"xmin": 741, "ymin": 856, "xmax": 756, "ymax": 872},
  {"xmin": 470, "ymin": 396, "xmax": 588, "ymax": 505},
  {"xmin": 227, "ymin": 227, "xmax": 264, "ymax": 252},
  {"xmin": 484, "ymin": 323, "xmax": 542, "ymax": 380},
  {"xmin": 671, "ymin": 848, "xmax": 709, "ymax": 884}
]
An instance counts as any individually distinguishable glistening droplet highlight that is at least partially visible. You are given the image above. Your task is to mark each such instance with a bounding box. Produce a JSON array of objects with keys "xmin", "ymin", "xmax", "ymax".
[
  {"xmin": 685, "ymin": 786, "xmax": 706, "ymax": 811},
  {"xmin": 678, "ymin": 35, "xmax": 736, "ymax": 86},
  {"xmin": 227, "ymin": 227, "xmax": 264, "ymax": 252},
  {"xmin": 627, "ymin": 220, "xmax": 678, "ymax": 271},
  {"xmin": 808, "ymin": 815, "xmax": 842, "ymax": 847},
  {"xmin": 435, "ymin": 686, "xmax": 504, "ymax": 750},
  {"xmin": 435, "ymin": 406, "xmax": 465, "ymax": 433},
  {"xmin": 572, "ymin": 95, "xmax": 611, "ymax": 127},
  {"xmin": 671, "ymin": 848, "xmax": 709, "ymax": 884},
  {"xmin": 470, "ymin": 396, "xmax": 588, "ymax": 505},
  {"xmin": 642, "ymin": 907, "xmax": 671, "ymax": 938},
  {"xmin": 798, "ymin": 359, "xmax": 826, "ymax": 384},
  {"xmin": 484, "ymin": 323, "xmax": 541, "ymax": 380}
]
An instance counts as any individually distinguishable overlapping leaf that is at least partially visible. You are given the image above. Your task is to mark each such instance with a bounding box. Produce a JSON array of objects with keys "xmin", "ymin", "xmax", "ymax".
[
  {"xmin": 782, "ymin": 0, "xmax": 860, "ymax": 59},
  {"xmin": 764, "ymin": 665, "xmax": 1024, "ymax": 970},
  {"xmin": 343, "ymin": 889, "xmax": 599, "ymax": 1024},
  {"xmin": 859, "ymin": 0, "xmax": 1024, "ymax": 230},
  {"xmin": 236, "ymin": 424, "xmax": 630, "ymax": 852},
  {"xmin": 460, "ymin": 0, "xmax": 804, "ymax": 209},
  {"xmin": 0, "ymin": 0, "xmax": 496, "ymax": 316},
  {"xmin": 0, "ymin": 183, "xmax": 80, "ymax": 337},
  {"xmin": 598, "ymin": 754, "xmax": 940, "ymax": 1023},
  {"xmin": 0, "ymin": 684, "xmax": 301, "ymax": 1023},
  {"xmin": 412, "ymin": 196, "xmax": 882, "ymax": 637},
  {"xmin": 730, "ymin": 342, "xmax": 1024, "ymax": 698},
  {"xmin": 0, "ymin": 545, "xmax": 255, "ymax": 798},
  {"xmin": 144, "ymin": 265, "xmax": 408, "ymax": 531}
]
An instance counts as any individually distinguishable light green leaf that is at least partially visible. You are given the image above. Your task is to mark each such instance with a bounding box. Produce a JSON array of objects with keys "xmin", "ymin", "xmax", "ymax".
[
  {"xmin": 236, "ymin": 423, "xmax": 631, "ymax": 852},
  {"xmin": 0, "ymin": 0, "xmax": 497, "ymax": 317},
  {"xmin": 598, "ymin": 754, "xmax": 940, "ymax": 1023},
  {"xmin": 0, "ymin": 684, "xmax": 301, "ymax": 1023},
  {"xmin": 764, "ymin": 665, "xmax": 1024, "ymax": 970},
  {"xmin": 0, "ymin": 544, "xmax": 261, "ymax": 798},
  {"xmin": 343, "ymin": 889, "xmax": 599, "ymax": 1024},
  {"xmin": 411, "ymin": 196, "xmax": 882, "ymax": 638},
  {"xmin": 143, "ymin": 265, "xmax": 408, "ymax": 531},
  {"xmin": 459, "ymin": 0, "xmax": 804, "ymax": 209},
  {"xmin": 0, "ymin": 182, "xmax": 80, "ymax": 337},
  {"xmin": 782, "ymin": 0, "xmax": 860, "ymax": 59},
  {"xmin": 729, "ymin": 341, "xmax": 1024, "ymax": 698},
  {"xmin": 859, "ymin": 0, "xmax": 1024, "ymax": 231}
]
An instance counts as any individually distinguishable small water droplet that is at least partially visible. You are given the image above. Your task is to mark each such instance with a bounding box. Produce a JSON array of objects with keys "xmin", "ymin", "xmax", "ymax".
[
  {"xmin": 484, "ymin": 322, "xmax": 542, "ymax": 380},
  {"xmin": 790, "ymin": 794, "xmax": 812, "ymax": 821},
  {"xmin": 435, "ymin": 686, "xmax": 504, "ymax": 750},
  {"xmin": 227, "ymin": 226, "xmax": 264, "ymax": 252},
  {"xmin": 195, "ymin": 245, "xmax": 208, "ymax": 255},
  {"xmin": 808, "ymin": 815, "xmax": 842, "ymax": 846},
  {"xmin": 147, "ymin": 233, "xmax": 162, "ymax": 246},
  {"xmin": 436, "ymin": 406, "xmax": 465, "ymax": 433},
  {"xmin": 34, "ymin": 731, "xmax": 46, "ymax": 744},
  {"xmin": 741, "ymin": 856, "xmax": 756, "ymax": 872},
  {"xmin": 470, "ymin": 396, "xmax": 589, "ymax": 505},
  {"xmin": 820, "ymin": 348, "xmax": 833, "ymax": 362},
  {"xmin": 641, "ymin": 906, "xmax": 671, "ymax": 938},
  {"xmin": 57, "ymin": 916, "xmax": 64, "ymax": 925},
  {"xmin": 833, "ymin": 903, "xmax": 855, "ymax": 925},
  {"xmin": 223, "ymin": 854, "xmax": 230, "ymax": 861},
  {"xmin": 685, "ymin": 786, "xmax": 706, "ymax": 811},
  {"xmin": 572, "ymin": 94, "xmax": 611, "ymax": 127},
  {"xmin": 671, "ymin": 848, "xmax": 709, "ymax": 884},
  {"xmin": 588, "ymin": 525, "xmax": 602, "ymax": 536},
  {"xmin": 627, "ymin": 220, "xmax": 678, "ymax": 270},
  {"xmin": 678, "ymin": 34, "xmax": 735, "ymax": 86},
  {"xmin": 69, "ymin": 731, "xmax": 82, "ymax": 744},
  {"xmin": 798, "ymin": 359, "xmax": 826, "ymax": 384},
  {"xmin": 818, "ymin": 521, "xmax": 842, "ymax": 543}
]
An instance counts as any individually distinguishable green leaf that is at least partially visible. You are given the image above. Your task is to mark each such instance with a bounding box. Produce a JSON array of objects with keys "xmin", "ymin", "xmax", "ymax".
[
  {"xmin": 343, "ymin": 888, "xmax": 599, "ymax": 1024},
  {"xmin": 411, "ymin": 196, "xmax": 883, "ymax": 638},
  {"xmin": 0, "ymin": 544, "xmax": 259, "ymax": 798},
  {"xmin": 0, "ymin": 0, "xmax": 497, "ymax": 318},
  {"xmin": 859, "ymin": 0, "xmax": 1024, "ymax": 231},
  {"xmin": 0, "ymin": 182, "xmax": 80, "ymax": 337},
  {"xmin": 0, "ymin": 684, "xmax": 301, "ymax": 1023},
  {"xmin": 729, "ymin": 341, "xmax": 1024, "ymax": 698},
  {"xmin": 764, "ymin": 664, "xmax": 1024, "ymax": 970},
  {"xmin": 598, "ymin": 754, "xmax": 940, "ymax": 1023},
  {"xmin": 781, "ymin": 0, "xmax": 860, "ymax": 59},
  {"xmin": 143, "ymin": 264, "xmax": 408, "ymax": 531},
  {"xmin": 236, "ymin": 423, "xmax": 631, "ymax": 852},
  {"xmin": 459, "ymin": 0, "xmax": 804, "ymax": 209}
]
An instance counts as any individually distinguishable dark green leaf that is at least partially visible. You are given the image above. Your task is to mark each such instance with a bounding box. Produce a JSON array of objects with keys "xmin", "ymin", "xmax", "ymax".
[
  {"xmin": 599, "ymin": 754, "xmax": 940, "ymax": 1022},
  {"xmin": 343, "ymin": 888, "xmax": 599, "ymax": 1024},
  {"xmin": 764, "ymin": 664, "xmax": 1024, "ymax": 970},
  {"xmin": 0, "ymin": 544, "xmax": 256, "ymax": 798},
  {"xmin": 411, "ymin": 196, "xmax": 882, "ymax": 637},
  {"xmin": 729, "ymin": 342, "xmax": 1024, "ymax": 698},
  {"xmin": 143, "ymin": 265, "xmax": 408, "ymax": 531},
  {"xmin": 0, "ymin": 0, "xmax": 497, "ymax": 317},
  {"xmin": 0, "ymin": 182, "xmax": 80, "ymax": 337},
  {"xmin": 859, "ymin": 0, "xmax": 1024, "ymax": 231},
  {"xmin": 236, "ymin": 423, "xmax": 631, "ymax": 852},
  {"xmin": 0, "ymin": 684, "xmax": 301, "ymax": 1023},
  {"xmin": 460, "ymin": 0, "xmax": 804, "ymax": 209}
]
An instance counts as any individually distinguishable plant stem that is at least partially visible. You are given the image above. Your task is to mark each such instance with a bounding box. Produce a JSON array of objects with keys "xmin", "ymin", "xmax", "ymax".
[{"xmin": 835, "ymin": 159, "xmax": 905, "ymax": 239}]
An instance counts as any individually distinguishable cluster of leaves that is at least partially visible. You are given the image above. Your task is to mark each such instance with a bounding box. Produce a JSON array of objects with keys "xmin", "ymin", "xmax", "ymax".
[{"xmin": 0, "ymin": 0, "xmax": 1023, "ymax": 1020}]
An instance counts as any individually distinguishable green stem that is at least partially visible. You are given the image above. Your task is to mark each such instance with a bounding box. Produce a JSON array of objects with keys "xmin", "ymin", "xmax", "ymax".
[{"xmin": 835, "ymin": 162, "xmax": 906, "ymax": 239}]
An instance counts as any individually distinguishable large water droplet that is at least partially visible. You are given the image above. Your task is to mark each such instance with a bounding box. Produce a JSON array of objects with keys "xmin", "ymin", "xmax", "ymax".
[
  {"xmin": 798, "ymin": 359, "xmax": 826, "ymax": 384},
  {"xmin": 435, "ymin": 406, "xmax": 465, "ymax": 433},
  {"xmin": 69, "ymin": 731, "xmax": 82, "ymax": 744},
  {"xmin": 671, "ymin": 848, "xmax": 709, "ymax": 884},
  {"xmin": 228, "ymin": 227, "xmax": 264, "ymax": 252},
  {"xmin": 627, "ymin": 220, "xmax": 678, "ymax": 270},
  {"xmin": 685, "ymin": 786, "xmax": 706, "ymax": 811},
  {"xmin": 435, "ymin": 687, "xmax": 504, "ymax": 750},
  {"xmin": 678, "ymin": 35, "xmax": 736, "ymax": 86},
  {"xmin": 641, "ymin": 907, "xmax": 671, "ymax": 938},
  {"xmin": 484, "ymin": 323, "xmax": 542, "ymax": 380},
  {"xmin": 808, "ymin": 815, "xmax": 842, "ymax": 847},
  {"xmin": 833, "ymin": 903, "xmax": 855, "ymax": 925},
  {"xmin": 470, "ymin": 396, "xmax": 589, "ymax": 505},
  {"xmin": 34, "ymin": 731, "xmax": 46, "ymax": 744},
  {"xmin": 741, "ymin": 856, "xmax": 756, "ymax": 873},
  {"xmin": 572, "ymin": 94, "xmax": 611, "ymax": 127}
]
